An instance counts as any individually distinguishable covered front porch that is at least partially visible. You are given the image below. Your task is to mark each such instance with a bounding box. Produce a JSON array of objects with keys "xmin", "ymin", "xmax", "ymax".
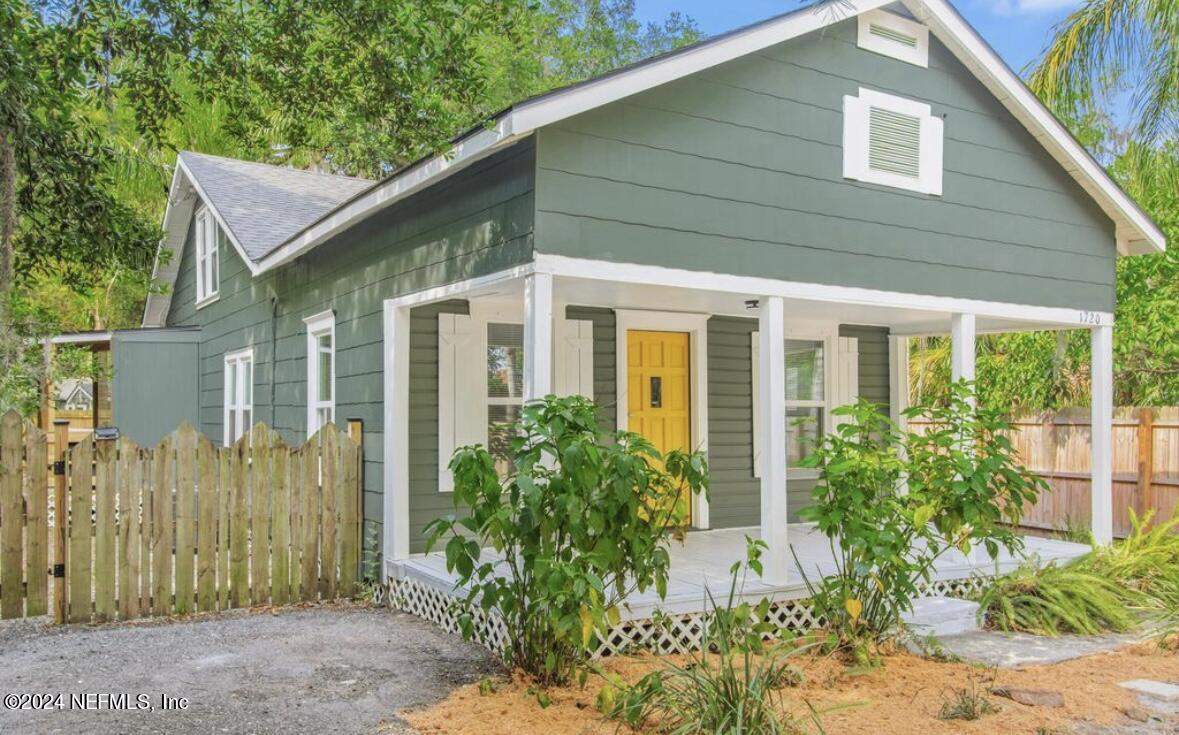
[
  {"xmin": 391, "ymin": 526, "xmax": 1090, "ymax": 623},
  {"xmin": 381, "ymin": 253, "xmax": 1115, "ymax": 590}
]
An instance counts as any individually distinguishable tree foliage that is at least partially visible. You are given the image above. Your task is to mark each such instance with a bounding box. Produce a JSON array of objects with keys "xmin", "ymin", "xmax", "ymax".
[{"xmin": 1027, "ymin": 0, "xmax": 1177, "ymax": 142}]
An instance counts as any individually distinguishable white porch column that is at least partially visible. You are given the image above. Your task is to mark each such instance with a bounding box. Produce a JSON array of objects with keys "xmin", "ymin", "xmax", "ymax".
[
  {"xmin": 758, "ymin": 296, "xmax": 789, "ymax": 585},
  {"xmin": 1091, "ymin": 324, "xmax": 1114, "ymax": 545},
  {"xmin": 523, "ymin": 272, "xmax": 555, "ymax": 400},
  {"xmin": 382, "ymin": 301, "xmax": 411, "ymax": 572},
  {"xmin": 950, "ymin": 313, "xmax": 976, "ymax": 403}
]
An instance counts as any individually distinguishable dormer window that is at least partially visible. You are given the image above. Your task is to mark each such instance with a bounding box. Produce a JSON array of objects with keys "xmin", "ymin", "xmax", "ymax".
[
  {"xmin": 843, "ymin": 88, "xmax": 943, "ymax": 196},
  {"xmin": 194, "ymin": 206, "xmax": 221, "ymax": 306},
  {"xmin": 857, "ymin": 9, "xmax": 929, "ymax": 67}
]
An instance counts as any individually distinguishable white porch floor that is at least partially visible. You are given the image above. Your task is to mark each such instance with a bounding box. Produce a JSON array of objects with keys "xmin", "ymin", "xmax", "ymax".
[{"xmin": 390, "ymin": 525, "xmax": 1090, "ymax": 621}]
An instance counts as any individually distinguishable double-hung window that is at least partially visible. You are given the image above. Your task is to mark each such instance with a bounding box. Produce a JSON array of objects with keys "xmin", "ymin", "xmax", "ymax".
[
  {"xmin": 224, "ymin": 349, "xmax": 253, "ymax": 445},
  {"xmin": 194, "ymin": 206, "xmax": 221, "ymax": 306},
  {"xmin": 753, "ymin": 333, "xmax": 860, "ymax": 477},
  {"xmin": 486, "ymin": 322, "xmax": 525, "ymax": 474},
  {"xmin": 305, "ymin": 311, "xmax": 335, "ymax": 435},
  {"xmin": 784, "ymin": 340, "xmax": 826, "ymax": 467}
]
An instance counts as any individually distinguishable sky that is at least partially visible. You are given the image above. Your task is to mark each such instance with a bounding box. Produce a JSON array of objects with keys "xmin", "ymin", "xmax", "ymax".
[{"xmin": 632, "ymin": 0, "xmax": 1079, "ymax": 78}]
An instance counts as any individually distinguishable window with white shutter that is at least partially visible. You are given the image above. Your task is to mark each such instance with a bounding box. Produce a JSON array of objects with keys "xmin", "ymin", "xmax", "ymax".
[
  {"xmin": 843, "ymin": 88, "xmax": 943, "ymax": 196},
  {"xmin": 857, "ymin": 10, "xmax": 929, "ymax": 67}
]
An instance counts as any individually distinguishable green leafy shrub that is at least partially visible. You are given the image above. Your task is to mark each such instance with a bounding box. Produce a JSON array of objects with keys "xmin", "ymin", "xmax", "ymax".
[
  {"xmin": 797, "ymin": 381, "xmax": 1046, "ymax": 653},
  {"xmin": 976, "ymin": 559, "xmax": 1137, "ymax": 636},
  {"xmin": 424, "ymin": 395, "xmax": 708, "ymax": 686},
  {"xmin": 598, "ymin": 539, "xmax": 811, "ymax": 735}
]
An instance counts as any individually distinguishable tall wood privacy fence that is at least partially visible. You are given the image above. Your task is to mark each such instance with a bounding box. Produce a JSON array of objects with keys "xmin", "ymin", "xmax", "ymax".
[
  {"xmin": 912, "ymin": 408, "xmax": 1179, "ymax": 538},
  {"xmin": 0, "ymin": 411, "xmax": 362, "ymax": 623}
]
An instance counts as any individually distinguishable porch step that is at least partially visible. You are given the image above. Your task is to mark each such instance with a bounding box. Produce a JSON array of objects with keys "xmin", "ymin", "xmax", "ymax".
[{"xmin": 902, "ymin": 597, "xmax": 981, "ymax": 637}]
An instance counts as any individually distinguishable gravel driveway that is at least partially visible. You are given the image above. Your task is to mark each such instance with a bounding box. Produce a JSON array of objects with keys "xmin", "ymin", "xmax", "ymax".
[{"xmin": 0, "ymin": 602, "xmax": 496, "ymax": 734}]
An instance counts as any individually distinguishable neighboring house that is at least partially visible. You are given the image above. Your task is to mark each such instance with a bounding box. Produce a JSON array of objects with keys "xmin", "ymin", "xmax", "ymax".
[
  {"xmin": 131, "ymin": 0, "xmax": 1165, "ymax": 590},
  {"xmin": 56, "ymin": 379, "xmax": 94, "ymax": 412}
]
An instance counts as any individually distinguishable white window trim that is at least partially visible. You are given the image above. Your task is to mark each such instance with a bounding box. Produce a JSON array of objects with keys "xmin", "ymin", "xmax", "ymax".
[
  {"xmin": 614, "ymin": 309, "xmax": 711, "ymax": 529},
  {"xmin": 857, "ymin": 9, "xmax": 929, "ymax": 68},
  {"xmin": 223, "ymin": 347, "xmax": 253, "ymax": 447},
  {"xmin": 194, "ymin": 206, "xmax": 220, "ymax": 309},
  {"xmin": 752, "ymin": 325, "xmax": 837, "ymax": 480},
  {"xmin": 304, "ymin": 310, "xmax": 336, "ymax": 436},
  {"xmin": 843, "ymin": 87, "xmax": 944, "ymax": 196}
]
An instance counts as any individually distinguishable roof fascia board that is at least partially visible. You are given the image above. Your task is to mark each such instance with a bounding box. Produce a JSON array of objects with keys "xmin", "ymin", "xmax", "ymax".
[
  {"xmin": 254, "ymin": 122, "xmax": 524, "ymax": 273},
  {"xmin": 510, "ymin": 0, "xmax": 895, "ymax": 132},
  {"xmin": 141, "ymin": 164, "xmax": 186, "ymax": 327},
  {"xmin": 904, "ymin": 0, "xmax": 1164, "ymax": 254},
  {"xmin": 174, "ymin": 157, "xmax": 265, "ymax": 276}
]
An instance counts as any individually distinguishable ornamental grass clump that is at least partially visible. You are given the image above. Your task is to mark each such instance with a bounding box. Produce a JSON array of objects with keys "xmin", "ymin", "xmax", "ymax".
[
  {"xmin": 597, "ymin": 539, "xmax": 813, "ymax": 735},
  {"xmin": 1080, "ymin": 508, "xmax": 1179, "ymax": 605},
  {"xmin": 424, "ymin": 395, "xmax": 708, "ymax": 686},
  {"xmin": 976, "ymin": 559, "xmax": 1138, "ymax": 636},
  {"xmin": 796, "ymin": 381, "xmax": 1046, "ymax": 657}
]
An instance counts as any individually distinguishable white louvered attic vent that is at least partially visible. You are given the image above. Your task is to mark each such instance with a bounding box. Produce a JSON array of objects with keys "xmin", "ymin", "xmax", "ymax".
[
  {"xmin": 868, "ymin": 106, "xmax": 921, "ymax": 178},
  {"xmin": 857, "ymin": 10, "xmax": 929, "ymax": 67},
  {"xmin": 843, "ymin": 88, "xmax": 943, "ymax": 196},
  {"xmin": 869, "ymin": 22, "xmax": 917, "ymax": 48}
]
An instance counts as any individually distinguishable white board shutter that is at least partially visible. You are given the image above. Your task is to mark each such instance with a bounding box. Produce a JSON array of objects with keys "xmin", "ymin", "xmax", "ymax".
[
  {"xmin": 557, "ymin": 318, "xmax": 595, "ymax": 399},
  {"xmin": 834, "ymin": 336, "xmax": 859, "ymax": 426},
  {"xmin": 438, "ymin": 313, "xmax": 480, "ymax": 492},
  {"xmin": 751, "ymin": 330, "xmax": 761, "ymax": 479}
]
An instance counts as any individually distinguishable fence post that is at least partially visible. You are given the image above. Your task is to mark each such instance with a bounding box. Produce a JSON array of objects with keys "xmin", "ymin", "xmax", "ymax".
[
  {"xmin": 347, "ymin": 418, "xmax": 363, "ymax": 585},
  {"xmin": 52, "ymin": 419, "xmax": 68, "ymax": 624},
  {"xmin": 1137, "ymin": 408, "xmax": 1154, "ymax": 526}
]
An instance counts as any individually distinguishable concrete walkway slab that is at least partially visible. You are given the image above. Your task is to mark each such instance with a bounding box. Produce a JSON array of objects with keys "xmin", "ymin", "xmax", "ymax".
[{"xmin": 931, "ymin": 629, "xmax": 1142, "ymax": 668}]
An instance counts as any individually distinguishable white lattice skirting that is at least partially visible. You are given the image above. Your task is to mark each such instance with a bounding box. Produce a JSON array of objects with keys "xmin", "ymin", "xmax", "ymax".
[{"xmin": 388, "ymin": 574, "xmax": 990, "ymax": 658}]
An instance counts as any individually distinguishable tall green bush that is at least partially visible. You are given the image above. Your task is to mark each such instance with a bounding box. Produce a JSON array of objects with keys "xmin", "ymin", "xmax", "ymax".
[
  {"xmin": 424, "ymin": 395, "xmax": 708, "ymax": 685},
  {"xmin": 798, "ymin": 381, "xmax": 1046, "ymax": 653}
]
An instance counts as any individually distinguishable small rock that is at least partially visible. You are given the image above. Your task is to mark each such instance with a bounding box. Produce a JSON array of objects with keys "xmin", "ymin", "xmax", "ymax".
[
  {"xmin": 989, "ymin": 687, "xmax": 1065, "ymax": 708},
  {"xmin": 1119, "ymin": 705, "xmax": 1152, "ymax": 723}
]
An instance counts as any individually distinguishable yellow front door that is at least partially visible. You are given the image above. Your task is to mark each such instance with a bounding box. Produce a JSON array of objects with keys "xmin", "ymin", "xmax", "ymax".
[{"xmin": 627, "ymin": 330, "xmax": 692, "ymax": 525}]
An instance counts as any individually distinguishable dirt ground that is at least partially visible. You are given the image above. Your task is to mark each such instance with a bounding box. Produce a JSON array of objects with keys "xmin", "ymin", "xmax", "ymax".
[
  {"xmin": 0, "ymin": 602, "xmax": 496, "ymax": 734},
  {"xmin": 403, "ymin": 644, "xmax": 1179, "ymax": 734}
]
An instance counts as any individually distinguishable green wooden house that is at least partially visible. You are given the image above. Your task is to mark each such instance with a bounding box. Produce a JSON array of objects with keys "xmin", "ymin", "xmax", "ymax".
[{"xmin": 128, "ymin": 0, "xmax": 1164, "ymax": 633}]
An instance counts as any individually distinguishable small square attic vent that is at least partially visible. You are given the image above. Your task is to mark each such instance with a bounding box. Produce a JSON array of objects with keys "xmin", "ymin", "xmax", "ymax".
[{"xmin": 857, "ymin": 9, "xmax": 929, "ymax": 67}]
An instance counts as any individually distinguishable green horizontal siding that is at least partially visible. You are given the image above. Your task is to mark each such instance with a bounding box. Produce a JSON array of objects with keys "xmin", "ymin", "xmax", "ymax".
[{"xmin": 534, "ymin": 18, "xmax": 1116, "ymax": 311}]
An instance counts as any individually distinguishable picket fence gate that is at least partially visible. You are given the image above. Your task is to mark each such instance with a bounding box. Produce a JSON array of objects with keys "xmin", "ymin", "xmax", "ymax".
[{"xmin": 0, "ymin": 411, "xmax": 362, "ymax": 623}]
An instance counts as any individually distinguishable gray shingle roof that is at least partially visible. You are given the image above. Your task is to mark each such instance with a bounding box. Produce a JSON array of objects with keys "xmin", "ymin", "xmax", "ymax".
[{"xmin": 179, "ymin": 151, "xmax": 373, "ymax": 262}]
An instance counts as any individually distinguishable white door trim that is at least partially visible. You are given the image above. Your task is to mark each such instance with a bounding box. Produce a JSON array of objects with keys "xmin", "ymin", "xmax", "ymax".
[{"xmin": 615, "ymin": 309, "xmax": 711, "ymax": 529}]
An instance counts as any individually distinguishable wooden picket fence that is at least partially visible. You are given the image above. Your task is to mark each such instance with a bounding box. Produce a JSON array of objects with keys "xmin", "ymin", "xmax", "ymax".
[
  {"xmin": 0, "ymin": 411, "xmax": 362, "ymax": 623},
  {"xmin": 911, "ymin": 407, "xmax": 1179, "ymax": 538}
]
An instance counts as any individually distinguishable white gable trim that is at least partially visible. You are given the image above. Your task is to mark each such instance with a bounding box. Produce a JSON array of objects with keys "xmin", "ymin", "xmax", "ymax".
[{"xmin": 142, "ymin": 158, "xmax": 268, "ymax": 326}]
